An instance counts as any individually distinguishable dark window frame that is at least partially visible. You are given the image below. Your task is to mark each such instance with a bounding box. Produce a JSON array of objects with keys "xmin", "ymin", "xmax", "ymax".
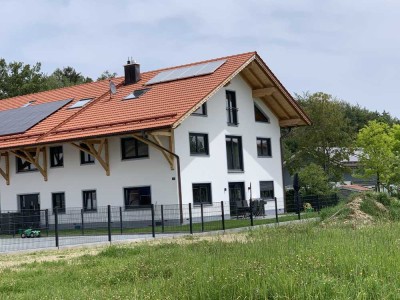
[
  {"xmin": 226, "ymin": 90, "xmax": 238, "ymax": 126},
  {"xmin": 16, "ymin": 151, "xmax": 38, "ymax": 173},
  {"xmin": 121, "ymin": 137, "xmax": 149, "ymax": 160},
  {"xmin": 254, "ymin": 103, "xmax": 270, "ymax": 123},
  {"xmin": 192, "ymin": 183, "xmax": 212, "ymax": 205},
  {"xmin": 50, "ymin": 146, "xmax": 64, "ymax": 168},
  {"xmin": 124, "ymin": 186, "xmax": 152, "ymax": 209},
  {"xmin": 260, "ymin": 181, "xmax": 274, "ymax": 199},
  {"xmin": 189, "ymin": 133, "xmax": 209, "ymax": 156},
  {"xmin": 82, "ymin": 190, "xmax": 97, "ymax": 212},
  {"xmin": 192, "ymin": 103, "xmax": 207, "ymax": 116},
  {"xmin": 80, "ymin": 144, "xmax": 95, "ymax": 165},
  {"xmin": 52, "ymin": 192, "xmax": 66, "ymax": 214},
  {"xmin": 226, "ymin": 135, "xmax": 244, "ymax": 172},
  {"xmin": 257, "ymin": 137, "xmax": 272, "ymax": 157}
]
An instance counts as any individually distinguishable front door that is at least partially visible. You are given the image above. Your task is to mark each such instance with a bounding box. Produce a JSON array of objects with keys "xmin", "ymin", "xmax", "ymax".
[
  {"xmin": 19, "ymin": 194, "xmax": 40, "ymax": 211},
  {"xmin": 228, "ymin": 182, "xmax": 245, "ymax": 216}
]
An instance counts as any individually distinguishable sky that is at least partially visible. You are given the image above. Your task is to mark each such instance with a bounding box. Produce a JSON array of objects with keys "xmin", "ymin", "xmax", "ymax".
[{"xmin": 0, "ymin": 0, "xmax": 399, "ymax": 116}]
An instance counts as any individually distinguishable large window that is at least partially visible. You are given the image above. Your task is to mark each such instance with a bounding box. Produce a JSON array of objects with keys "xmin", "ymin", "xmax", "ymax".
[
  {"xmin": 192, "ymin": 183, "xmax": 212, "ymax": 205},
  {"xmin": 124, "ymin": 186, "xmax": 151, "ymax": 208},
  {"xmin": 192, "ymin": 103, "xmax": 207, "ymax": 116},
  {"xmin": 52, "ymin": 192, "xmax": 66, "ymax": 214},
  {"xmin": 80, "ymin": 144, "xmax": 95, "ymax": 164},
  {"xmin": 50, "ymin": 146, "xmax": 64, "ymax": 167},
  {"xmin": 260, "ymin": 181, "xmax": 274, "ymax": 199},
  {"xmin": 189, "ymin": 133, "xmax": 209, "ymax": 155},
  {"xmin": 83, "ymin": 190, "xmax": 97, "ymax": 212},
  {"xmin": 121, "ymin": 137, "xmax": 149, "ymax": 160},
  {"xmin": 16, "ymin": 152, "xmax": 37, "ymax": 173},
  {"xmin": 226, "ymin": 136, "xmax": 243, "ymax": 171},
  {"xmin": 257, "ymin": 138, "xmax": 272, "ymax": 157},
  {"xmin": 226, "ymin": 91, "xmax": 238, "ymax": 125}
]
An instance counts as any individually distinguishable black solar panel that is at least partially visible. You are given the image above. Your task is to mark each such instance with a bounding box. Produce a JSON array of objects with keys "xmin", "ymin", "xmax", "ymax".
[{"xmin": 0, "ymin": 99, "xmax": 72, "ymax": 137}]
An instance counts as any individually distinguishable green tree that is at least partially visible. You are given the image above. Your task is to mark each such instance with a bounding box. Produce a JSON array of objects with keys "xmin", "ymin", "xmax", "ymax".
[
  {"xmin": 285, "ymin": 92, "xmax": 354, "ymax": 181},
  {"xmin": 97, "ymin": 70, "xmax": 117, "ymax": 81},
  {"xmin": 298, "ymin": 163, "xmax": 332, "ymax": 195},
  {"xmin": 0, "ymin": 59, "xmax": 48, "ymax": 99},
  {"xmin": 46, "ymin": 66, "xmax": 93, "ymax": 89},
  {"xmin": 356, "ymin": 121, "xmax": 395, "ymax": 192}
]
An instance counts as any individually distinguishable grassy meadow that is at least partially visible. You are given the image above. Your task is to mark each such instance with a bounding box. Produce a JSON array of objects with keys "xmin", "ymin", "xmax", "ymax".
[{"xmin": 2, "ymin": 219, "xmax": 400, "ymax": 299}]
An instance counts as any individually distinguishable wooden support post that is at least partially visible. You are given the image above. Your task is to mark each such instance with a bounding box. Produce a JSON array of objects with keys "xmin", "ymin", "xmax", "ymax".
[{"xmin": 0, "ymin": 152, "xmax": 10, "ymax": 185}]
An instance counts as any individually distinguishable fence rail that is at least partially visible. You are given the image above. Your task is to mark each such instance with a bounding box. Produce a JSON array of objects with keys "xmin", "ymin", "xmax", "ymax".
[{"xmin": 0, "ymin": 195, "xmax": 338, "ymax": 252}]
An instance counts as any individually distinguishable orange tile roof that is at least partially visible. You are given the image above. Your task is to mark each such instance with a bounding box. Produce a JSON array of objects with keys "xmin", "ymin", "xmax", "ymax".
[{"xmin": 0, "ymin": 51, "xmax": 306, "ymax": 150}]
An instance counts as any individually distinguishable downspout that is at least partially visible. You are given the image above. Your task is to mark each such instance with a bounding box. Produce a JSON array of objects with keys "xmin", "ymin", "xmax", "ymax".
[
  {"xmin": 280, "ymin": 127, "xmax": 293, "ymax": 213},
  {"xmin": 141, "ymin": 132, "xmax": 183, "ymax": 224}
]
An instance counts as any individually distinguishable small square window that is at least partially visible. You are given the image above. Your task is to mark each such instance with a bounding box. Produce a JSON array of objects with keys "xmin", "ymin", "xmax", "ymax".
[
  {"xmin": 121, "ymin": 138, "xmax": 149, "ymax": 160},
  {"xmin": 52, "ymin": 192, "xmax": 66, "ymax": 214},
  {"xmin": 257, "ymin": 138, "xmax": 272, "ymax": 157},
  {"xmin": 80, "ymin": 144, "xmax": 95, "ymax": 164},
  {"xmin": 260, "ymin": 181, "xmax": 274, "ymax": 199},
  {"xmin": 192, "ymin": 103, "xmax": 207, "ymax": 116},
  {"xmin": 189, "ymin": 133, "xmax": 209, "ymax": 155},
  {"xmin": 192, "ymin": 183, "xmax": 212, "ymax": 205},
  {"xmin": 83, "ymin": 190, "xmax": 97, "ymax": 212},
  {"xmin": 124, "ymin": 186, "xmax": 151, "ymax": 208},
  {"xmin": 50, "ymin": 146, "xmax": 64, "ymax": 167}
]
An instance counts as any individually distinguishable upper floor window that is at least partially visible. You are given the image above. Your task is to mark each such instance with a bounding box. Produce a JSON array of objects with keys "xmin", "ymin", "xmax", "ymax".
[
  {"xmin": 257, "ymin": 138, "xmax": 272, "ymax": 157},
  {"xmin": 192, "ymin": 103, "xmax": 207, "ymax": 116},
  {"xmin": 16, "ymin": 152, "xmax": 37, "ymax": 173},
  {"xmin": 192, "ymin": 183, "xmax": 212, "ymax": 205},
  {"xmin": 254, "ymin": 104, "xmax": 270, "ymax": 123},
  {"xmin": 83, "ymin": 190, "xmax": 97, "ymax": 212},
  {"xmin": 50, "ymin": 146, "xmax": 64, "ymax": 167},
  {"xmin": 80, "ymin": 144, "xmax": 95, "ymax": 164},
  {"xmin": 260, "ymin": 181, "xmax": 274, "ymax": 199},
  {"xmin": 189, "ymin": 133, "xmax": 209, "ymax": 155},
  {"xmin": 226, "ymin": 91, "xmax": 238, "ymax": 125},
  {"xmin": 121, "ymin": 137, "xmax": 149, "ymax": 160},
  {"xmin": 226, "ymin": 136, "xmax": 243, "ymax": 171},
  {"xmin": 124, "ymin": 186, "xmax": 151, "ymax": 208}
]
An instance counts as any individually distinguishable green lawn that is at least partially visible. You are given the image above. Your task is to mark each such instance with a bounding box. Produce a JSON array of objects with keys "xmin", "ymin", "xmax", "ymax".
[{"xmin": 2, "ymin": 220, "xmax": 400, "ymax": 299}]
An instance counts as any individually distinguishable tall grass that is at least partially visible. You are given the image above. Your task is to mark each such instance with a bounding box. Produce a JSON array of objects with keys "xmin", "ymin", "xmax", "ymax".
[{"xmin": 2, "ymin": 222, "xmax": 400, "ymax": 299}]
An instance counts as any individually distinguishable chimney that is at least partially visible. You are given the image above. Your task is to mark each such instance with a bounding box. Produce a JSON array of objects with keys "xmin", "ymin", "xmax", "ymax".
[{"xmin": 124, "ymin": 58, "xmax": 141, "ymax": 85}]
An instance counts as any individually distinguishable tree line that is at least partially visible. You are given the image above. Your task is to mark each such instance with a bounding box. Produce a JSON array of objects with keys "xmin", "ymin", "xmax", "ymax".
[
  {"xmin": 284, "ymin": 92, "xmax": 399, "ymax": 195},
  {"xmin": 0, "ymin": 58, "xmax": 117, "ymax": 100}
]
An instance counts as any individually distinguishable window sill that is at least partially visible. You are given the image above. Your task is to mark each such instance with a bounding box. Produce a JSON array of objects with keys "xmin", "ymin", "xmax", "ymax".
[
  {"xmin": 80, "ymin": 162, "xmax": 95, "ymax": 166},
  {"xmin": 191, "ymin": 114, "xmax": 208, "ymax": 117},
  {"xmin": 227, "ymin": 123, "xmax": 239, "ymax": 127},
  {"xmin": 50, "ymin": 165, "xmax": 64, "ymax": 169},
  {"xmin": 16, "ymin": 169, "xmax": 39, "ymax": 174},
  {"xmin": 122, "ymin": 156, "xmax": 150, "ymax": 161},
  {"xmin": 258, "ymin": 155, "xmax": 272, "ymax": 158},
  {"xmin": 228, "ymin": 170, "xmax": 244, "ymax": 173},
  {"xmin": 190, "ymin": 153, "xmax": 210, "ymax": 157}
]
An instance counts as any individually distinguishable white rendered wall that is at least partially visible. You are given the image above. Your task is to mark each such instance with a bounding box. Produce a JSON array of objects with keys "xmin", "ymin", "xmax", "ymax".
[
  {"xmin": 174, "ymin": 75, "xmax": 284, "ymax": 212},
  {"xmin": 0, "ymin": 135, "xmax": 179, "ymax": 212}
]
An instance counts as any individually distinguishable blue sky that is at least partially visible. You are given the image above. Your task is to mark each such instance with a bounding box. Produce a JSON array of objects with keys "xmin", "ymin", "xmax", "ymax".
[{"xmin": 1, "ymin": 0, "xmax": 399, "ymax": 116}]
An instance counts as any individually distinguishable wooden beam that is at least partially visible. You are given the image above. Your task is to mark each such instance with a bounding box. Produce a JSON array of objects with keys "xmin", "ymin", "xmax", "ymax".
[
  {"xmin": 0, "ymin": 152, "xmax": 10, "ymax": 185},
  {"xmin": 149, "ymin": 130, "xmax": 172, "ymax": 137},
  {"xmin": 10, "ymin": 147, "xmax": 48, "ymax": 181},
  {"xmin": 279, "ymin": 118, "xmax": 304, "ymax": 127},
  {"xmin": 71, "ymin": 138, "xmax": 110, "ymax": 176},
  {"xmin": 252, "ymin": 87, "xmax": 276, "ymax": 98}
]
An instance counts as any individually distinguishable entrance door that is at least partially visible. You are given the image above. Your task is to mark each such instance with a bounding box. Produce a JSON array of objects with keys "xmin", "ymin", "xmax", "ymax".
[
  {"xmin": 228, "ymin": 182, "xmax": 245, "ymax": 216},
  {"xmin": 19, "ymin": 194, "xmax": 40, "ymax": 211}
]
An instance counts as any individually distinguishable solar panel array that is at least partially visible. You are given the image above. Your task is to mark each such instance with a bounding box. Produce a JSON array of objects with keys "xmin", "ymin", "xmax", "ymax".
[
  {"xmin": 0, "ymin": 99, "xmax": 72, "ymax": 137},
  {"xmin": 146, "ymin": 59, "xmax": 226, "ymax": 85}
]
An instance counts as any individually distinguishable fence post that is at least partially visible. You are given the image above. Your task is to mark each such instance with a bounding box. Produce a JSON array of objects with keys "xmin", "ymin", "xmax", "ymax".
[
  {"xmin": 151, "ymin": 204, "xmax": 155, "ymax": 238},
  {"xmin": 161, "ymin": 205, "xmax": 165, "ymax": 233},
  {"xmin": 201, "ymin": 203, "xmax": 204, "ymax": 232},
  {"xmin": 45, "ymin": 209, "xmax": 49, "ymax": 237},
  {"xmin": 296, "ymin": 193, "xmax": 301, "ymax": 220},
  {"xmin": 221, "ymin": 201, "xmax": 225, "ymax": 231},
  {"xmin": 189, "ymin": 203, "xmax": 193, "ymax": 234},
  {"xmin": 316, "ymin": 195, "xmax": 321, "ymax": 214},
  {"xmin": 81, "ymin": 209, "xmax": 84, "ymax": 235},
  {"xmin": 249, "ymin": 199, "xmax": 254, "ymax": 226},
  {"xmin": 55, "ymin": 209, "xmax": 59, "ymax": 248},
  {"xmin": 119, "ymin": 206, "xmax": 123, "ymax": 234},
  {"xmin": 107, "ymin": 205, "xmax": 112, "ymax": 243},
  {"xmin": 274, "ymin": 197, "xmax": 279, "ymax": 224}
]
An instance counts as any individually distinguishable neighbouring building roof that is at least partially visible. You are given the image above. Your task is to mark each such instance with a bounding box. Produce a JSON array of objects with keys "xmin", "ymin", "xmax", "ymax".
[{"xmin": 0, "ymin": 51, "xmax": 311, "ymax": 150}]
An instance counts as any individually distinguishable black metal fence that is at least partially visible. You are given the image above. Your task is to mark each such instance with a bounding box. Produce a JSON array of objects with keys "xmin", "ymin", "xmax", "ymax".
[{"xmin": 0, "ymin": 196, "xmax": 337, "ymax": 252}]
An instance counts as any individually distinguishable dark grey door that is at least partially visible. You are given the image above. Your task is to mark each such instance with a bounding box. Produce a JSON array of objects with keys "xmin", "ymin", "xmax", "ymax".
[{"xmin": 228, "ymin": 182, "xmax": 245, "ymax": 216}]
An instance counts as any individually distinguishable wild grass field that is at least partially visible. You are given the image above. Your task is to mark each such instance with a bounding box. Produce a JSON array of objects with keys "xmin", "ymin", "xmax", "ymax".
[{"xmin": 1, "ymin": 193, "xmax": 400, "ymax": 299}]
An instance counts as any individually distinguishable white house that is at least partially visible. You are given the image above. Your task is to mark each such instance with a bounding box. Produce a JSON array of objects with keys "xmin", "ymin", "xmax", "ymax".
[{"xmin": 0, "ymin": 52, "xmax": 310, "ymax": 219}]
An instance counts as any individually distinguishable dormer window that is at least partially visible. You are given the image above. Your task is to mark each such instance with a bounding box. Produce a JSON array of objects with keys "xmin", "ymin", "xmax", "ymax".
[
  {"xmin": 69, "ymin": 98, "xmax": 92, "ymax": 109},
  {"xmin": 21, "ymin": 100, "xmax": 35, "ymax": 108},
  {"xmin": 123, "ymin": 88, "xmax": 150, "ymax": 100}
]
